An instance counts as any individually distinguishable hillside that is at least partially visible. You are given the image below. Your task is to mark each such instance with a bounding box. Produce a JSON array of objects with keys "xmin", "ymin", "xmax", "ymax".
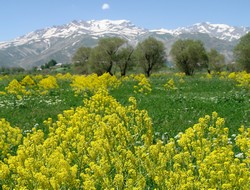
[{"xmin": 0, "ymin": 20, "xmax": 249, "ymax": 69}]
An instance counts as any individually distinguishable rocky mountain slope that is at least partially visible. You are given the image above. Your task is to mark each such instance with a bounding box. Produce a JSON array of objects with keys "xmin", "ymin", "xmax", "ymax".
[{"xmin": 0, "ymin": 20, "xmax": 249, "ymax": 69}]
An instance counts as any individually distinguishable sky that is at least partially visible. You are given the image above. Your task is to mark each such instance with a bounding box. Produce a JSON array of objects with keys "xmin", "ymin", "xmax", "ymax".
[{"xmin": 0, "ymin": 0, "xmax": 249, "ymax": 41}]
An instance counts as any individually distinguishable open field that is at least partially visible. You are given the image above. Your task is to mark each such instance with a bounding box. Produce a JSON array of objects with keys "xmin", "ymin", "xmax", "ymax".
[
  {"xmin": 0, "ymin": 72, "xmax": 249, "ymax": 137},
  {"xmin": 111, "ymin": 73, "xmax": 250, "ymax": 137},
  {"xmin": 1, "ymin": 71, "xmax": 250, "ymax": 189}
]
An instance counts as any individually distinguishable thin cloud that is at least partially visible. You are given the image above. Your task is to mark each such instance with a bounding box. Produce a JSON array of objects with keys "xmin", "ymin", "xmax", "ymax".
[{"xmin": 102, "ymin": 3, "xmax": 110, "ymax": 10}]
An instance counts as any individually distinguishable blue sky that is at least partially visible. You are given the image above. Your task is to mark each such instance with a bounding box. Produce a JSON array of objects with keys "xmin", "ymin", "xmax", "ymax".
[{"xmin": 0, "ymin": 0, "xmax": 249, "ymax": 41}]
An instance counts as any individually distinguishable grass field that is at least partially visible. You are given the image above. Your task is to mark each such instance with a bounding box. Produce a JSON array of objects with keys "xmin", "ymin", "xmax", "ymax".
[
  {"xmin": 111, "ymin": 73, "xmax": 250, "ymax": 137},
  {"xmin": 1, "ymin": 72, "xmax": 250, "ymax": 189},
  {"xmin": 0, "ymin": 72, "xmax": 249, "ymax": 137}
]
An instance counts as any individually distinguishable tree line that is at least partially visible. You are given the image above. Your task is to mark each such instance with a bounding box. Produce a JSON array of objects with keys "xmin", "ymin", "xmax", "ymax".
[
  {"xmin": 2, "ymin": 33, "xmax": 248, "ymax": 76},
  {"xmin": 72, "ymin": 32, "xmax": 250, "ymax": 76},
  {"xmin": 72, "ymin": 36, "xmax": 166, "ymax": 77}
]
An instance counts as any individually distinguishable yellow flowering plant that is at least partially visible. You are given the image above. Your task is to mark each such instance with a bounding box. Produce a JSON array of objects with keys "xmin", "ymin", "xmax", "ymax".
[
  {"xmin": 1, "ymin": 74, "xmax": 59, "ymax": 100},
  {"xmin": 55, "ymin": 72, "xmax": 72, "ymax": 81},
  {"xmin": 4, "ymin": 79, "xmax": 28, "ymax": 99},
  {"xmin": 1, "ymin": 89, "xmax": 153, "ymax": 189},
  {"xmin": 1, "ymin": 72, "xmax": 250, "ymax": 189},
  {"xmin": 2, "ymin": 91, "xmax": 250, "ymax": 189},
  {"xmin": 220, "ymin": 71, "xmax": 250, "ymax": 89},
  {"xmin": 234, "ymin": 71, "xmax": 250, "ymax": 89},
  {"xmin": 164, "ymin": 78, "xmax": 177, "ymax": 91},
  {"xmin": 20, "ymin": 75, "xmax": 35, "ymax": 87},
  {"xmin": 71, "ymin": 73, "xmax": 121, "ymax": 96},
  {"xmin": 37, "ymin": 75, "xmax": 59, "ymax": 95},
  {"xmin": 0, "ymin": 118, "xmax": 22, "ymax": 161},
  {"xmin": 132, "ymin": 74, "xmax": 152, "ymax": 94}
]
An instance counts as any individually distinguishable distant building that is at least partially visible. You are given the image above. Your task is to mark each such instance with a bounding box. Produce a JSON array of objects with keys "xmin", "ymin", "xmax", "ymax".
[{"xmin": 55, "ymin": 63, "xmax": 63, "ymax": 67}]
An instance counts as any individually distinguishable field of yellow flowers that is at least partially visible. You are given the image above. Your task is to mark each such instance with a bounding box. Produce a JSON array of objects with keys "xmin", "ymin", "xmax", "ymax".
[{"xmin": 0, "ymin": 72, "xmax": 250, "ymax": 189}]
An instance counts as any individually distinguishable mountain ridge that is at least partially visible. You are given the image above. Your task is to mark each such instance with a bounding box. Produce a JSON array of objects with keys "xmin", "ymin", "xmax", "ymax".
[
  {"xmin": 150, "ymin": 22, "xmax": 250, "ymax": 41},
  {"xmin": 0, "ymin": 20, "xmax": 249, "ymax": 69}
]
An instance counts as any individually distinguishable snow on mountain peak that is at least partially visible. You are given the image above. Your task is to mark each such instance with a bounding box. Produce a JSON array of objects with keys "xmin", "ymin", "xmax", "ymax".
[
  {"xmin": 1, "ymin": 20, "xmax": 250, "ymax": 69},
  {"xmin": 151, "ymin": 22, "xmax": 249, "ymax": 41},
  {"xmin": 193, "ymin": 22, "xmax": 249, "ymax": 41},
  {"xmin": 88, "ymin": 19, "xmax": 130, "ymax": 26},
  {"xmin": 0, "ymin": 20, "xmax": 249, "ymax": 49},
  {"xmin": 0, "ymin": 19, "xmax": 147, "ymax": 48}
]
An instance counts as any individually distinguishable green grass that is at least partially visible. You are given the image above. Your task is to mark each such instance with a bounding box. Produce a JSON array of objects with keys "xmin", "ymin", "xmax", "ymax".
[
  {"xmin": 0, "ymin": 73, "xmax": 249, "ymax": 138},
  {"xmin": 110, "ymin": 74, "xmax": 250, "ymax": 137},
  {"xmin": 0, "ymin": 79, "xmax": 84, "ymax": 133}
]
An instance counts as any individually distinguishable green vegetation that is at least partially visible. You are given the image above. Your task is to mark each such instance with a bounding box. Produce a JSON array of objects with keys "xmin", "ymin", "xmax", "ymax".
[
  {"xmin": 72, "ymin": 36, "xmax": 166, "ymax": 76},
  {"xmin": 90, "ymin": 37, "xmax": 127, "ymax": 75},
  {"xmin": 170, "ymin": 39, "xmax": 208, "ymax": 75},
  {"xmin": 234, "ymin": 32, "xmax": 250, "ymax": 72},
  {"xmin": 41, "ymin": 59, "xmax": 58, "ymax": 70},
  {"xmin": 0, "ymin": 72, "xmax": 249, "ymax": 138},
  {"xmin": 1, "ymin": 33, "xmax": 250, "ymax": 136},
  {"xmin": 135, "ymin": 37, "xmax": 166, "ymax": 77},
  {"xmin": 2, "ymin": 33, "xmax": 250, "ymax": 76},
  {"xmin": 72, "ymin": 47, "xmax": 92, "ymax": 74},
  {"xmin": 1, "ymin": 33, "xmax": 250, "ymax": 189},
  {"xmin": 111, "ymin": 73, "xmax": 250, "ymax": 137},
  {"xmin": 0, "ymin": 86, "xmax": 83, "ymax": 133},
  {"xmin": 1, "ymin": 71, "xmax": 250, "ymax": 189},
  {"xmin": 207, "ymin": 48, "xmax": 225, "ymax": 72}
]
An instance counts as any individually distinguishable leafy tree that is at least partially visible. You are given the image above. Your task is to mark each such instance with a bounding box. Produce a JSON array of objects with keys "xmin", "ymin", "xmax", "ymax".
[
  {"xmin": 234, "ymin": 32, "xmax": 250, "ymax": 72},
  {"xmin": 136, "ymin": 37, "xmax": 166, "ymax": 77},
  {"xmin": 170, "ymin": 39, "xmax": 207, "ymax": 75},
  {"xmin": 207, "ymin": 49, "xmax": 225, "ymax": 72},
  {"xmin": 89, "ymin": 37, "xmax": 126, "ymax": 75},
  {"xmin": 89, "ymin": 46, "xmax": 110, "ymax": 76},
  {"xmin": 72, "ymin": 47, "xmax": 92, "ymax": 74},
  {"xmin": 48, "ymin": 59, "xmax": 57, "ymax": 67},
  {"xmin": 115, "ymin": 44, "xmax": 134, "ymax": 76},
  {"xmin": 226, "ymin": 62, "xmax": 242, "ymax": 72},
  {"xmin": 41, "ymin": 59, "xmax": 57, "ymax": 69}
]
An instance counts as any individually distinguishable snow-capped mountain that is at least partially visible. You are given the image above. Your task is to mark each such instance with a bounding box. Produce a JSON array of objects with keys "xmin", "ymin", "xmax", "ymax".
[
  {"xmin": 0, "ymin": 20, "xmax": 249, "ymax": 69},
  {"xmin": 151, "ymin": 22, "xmax": 250, "ymax": 41},
  {"xmin": 0, "ymin": 20, "xmax": 146, "ymax": 49}
]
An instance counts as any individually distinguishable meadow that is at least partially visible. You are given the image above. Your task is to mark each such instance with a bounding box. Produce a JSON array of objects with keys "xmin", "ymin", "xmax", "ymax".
[{"xmin": 0, "ymin": 71, "xmax": 250, "ymax": 189}]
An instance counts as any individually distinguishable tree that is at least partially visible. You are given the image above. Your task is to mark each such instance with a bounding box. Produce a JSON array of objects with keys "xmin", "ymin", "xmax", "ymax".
[
  {"xmin": 136, "ymin": 37, "xmax": 166, "ymax": 77},
  {"xmin": 41, "ymin": 59, "xmax": 57, "ymax": 69},
  {"xmin": 47, "ymin": 59, "xmax": 57, "ymax": 67},
  {"xmin": 89, "ymin": 46, "xmax": 110, "ymax": 76},
  {"xmin": 170, "ymin": 39, "xmax": 207, "ymax": 75},
  {"xmin": 234, "ymin": 32, "xmax": 250, "ymax": 72},
  {"xmin": 207, "ymin": 49, "xmax": 225, "ymax": 72},
  {"xmin": 72, "ymin": 47, "xmax": 92, "ymax": 74},
  {"xmin": 89, "ymin": 37, "xmax": 126, "ymax": 75},
  {"xmin": 115, "ymin": 44, "xmax": 134, "ymax": 76}
]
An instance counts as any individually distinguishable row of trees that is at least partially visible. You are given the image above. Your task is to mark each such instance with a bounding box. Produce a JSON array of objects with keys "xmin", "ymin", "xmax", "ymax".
[
  {"xmin": 170, "ymin": 40, "xmax": 225, "ymax": 75},
  {"xmin": 171, "ymin": 32, "xmax": 250, "ymax": 75},
  {"xmin": 0, "ymin": 67, "xmax": 25, "ymax": 75},
  {"xmin": 72, "ymin": 37, "xmax": 166, "ymax": 77},
  {"xmin": 72, "ymin": 32, "xmax": 250, "ymax": 76}
]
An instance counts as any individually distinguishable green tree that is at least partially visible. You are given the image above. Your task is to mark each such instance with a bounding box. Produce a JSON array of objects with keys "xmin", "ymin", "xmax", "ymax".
[
  {"xmin": 47, "ymin": 59, "xmax": 57, "ymax": 67},
  {"xmin": 115, "ymin": 44, "xmax": 134, "ymax": 76},
  {"xmin": 89, "ymin": 37, "xmax": 126, "ymax": 75},
  {"xmin": 207, "ymin": 49, "xmax": 225, "ymax": 72},
  {"xmin": 72, "ymin": 47, "xmax": 92, "ymax": 74},
  {"xmin": 234, "ymin": 32, "xmax": 250, "ymax": 72},
  {"xmin": 89, "ymin": 46, "xmax": 110, "ymax": 76},
  {"xmin": 170, "ymin": 39, "xmax": 207, "ymax": 76},
  {"xmin": 41, "ymin": 59, "xmax": 57, "ymax": 69},
  {"xmin": 136, "ymin": 37, "xmax": 166, "ymax": 77}
]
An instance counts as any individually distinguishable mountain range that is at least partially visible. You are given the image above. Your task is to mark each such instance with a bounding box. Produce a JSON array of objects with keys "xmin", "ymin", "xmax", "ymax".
[{"xmin": 0, "ymin": 20, "xmax": 249, "ymax": 69}]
